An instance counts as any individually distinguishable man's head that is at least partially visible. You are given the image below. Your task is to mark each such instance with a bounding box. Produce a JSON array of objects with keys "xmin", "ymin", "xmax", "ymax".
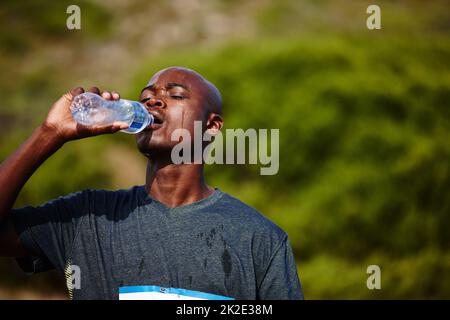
[{"xmin": 136, "ymin": 67, "xmax": 223, "ymax": 159}]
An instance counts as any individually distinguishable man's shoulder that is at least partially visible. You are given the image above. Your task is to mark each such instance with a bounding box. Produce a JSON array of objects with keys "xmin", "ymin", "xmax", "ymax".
[
  {"xmin": 79, "ymin": 185, "xmax": 143, "ymax": 199},
  {"xmin": 216, "ymin": 190, "xmax": 287, "ymax": 239},
  {"xmin": 65, "ymin": 185, "xmax": 144, "ymax": 213}
]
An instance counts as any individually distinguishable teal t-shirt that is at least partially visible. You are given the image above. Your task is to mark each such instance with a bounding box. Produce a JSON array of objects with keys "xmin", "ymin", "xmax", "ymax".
[{"xmin": 12, "ymin": 186, "xmax": 303, "ymax": 300}]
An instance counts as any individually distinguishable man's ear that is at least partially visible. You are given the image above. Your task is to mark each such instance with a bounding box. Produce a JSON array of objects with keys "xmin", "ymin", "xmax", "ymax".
[{"xmin": 205, "ymin": 113, "xmax": 223, "ymax": 136}]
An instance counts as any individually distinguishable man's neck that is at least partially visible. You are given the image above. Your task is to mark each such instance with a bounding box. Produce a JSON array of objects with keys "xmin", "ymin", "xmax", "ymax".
[{"xmin": 144, "ymin": 158, "xmax": 214, "ymax": 208}]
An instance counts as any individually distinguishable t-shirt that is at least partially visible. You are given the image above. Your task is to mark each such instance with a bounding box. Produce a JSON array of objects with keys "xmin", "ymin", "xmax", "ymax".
[{"xmin": 12, "ymin": 186, "xmax": 303, "ymax": 300}]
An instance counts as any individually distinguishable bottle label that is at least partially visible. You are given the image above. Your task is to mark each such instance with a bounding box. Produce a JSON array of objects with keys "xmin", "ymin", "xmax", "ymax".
[{"xmin": 129, "ymin": 120, "xmax": 144, "ymax": 130}]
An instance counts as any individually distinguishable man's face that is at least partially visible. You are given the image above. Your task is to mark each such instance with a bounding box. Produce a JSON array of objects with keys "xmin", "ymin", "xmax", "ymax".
[{"xmin": 136, "ymin": 68, "xmax": 211, "ymax": 157}]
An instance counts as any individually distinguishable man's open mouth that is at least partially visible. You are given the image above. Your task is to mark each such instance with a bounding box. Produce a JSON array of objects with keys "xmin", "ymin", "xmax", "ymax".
[{"xmin": 145, "ymin": 111, "xmax": 164, "ymax": 131}]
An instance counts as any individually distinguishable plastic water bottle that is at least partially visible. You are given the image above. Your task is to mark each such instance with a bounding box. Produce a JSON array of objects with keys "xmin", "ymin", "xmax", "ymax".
[{"xmin": 70, "ymin": 92, "xmax": 154, "ymax": 134}]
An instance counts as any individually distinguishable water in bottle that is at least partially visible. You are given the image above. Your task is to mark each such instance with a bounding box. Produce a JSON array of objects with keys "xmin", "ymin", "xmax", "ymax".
[{"xmin": 70, "ymin": 92, "xmax": 154, "ymax": 134}]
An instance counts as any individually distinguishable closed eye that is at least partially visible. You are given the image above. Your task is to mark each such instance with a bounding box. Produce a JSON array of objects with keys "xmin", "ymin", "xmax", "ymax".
[
  {"xmin": 171, "ymin": 95, "xmax": 184, "ymax": 100},
  {"xmin": 140, "ymin": 97, "xmax": 151, "ymax": 103}
]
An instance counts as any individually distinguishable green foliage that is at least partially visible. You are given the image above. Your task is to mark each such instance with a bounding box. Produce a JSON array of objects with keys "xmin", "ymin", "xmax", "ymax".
[{"xmin": 0, "ymin": 0, "xmax": 112, "ymax": 53}]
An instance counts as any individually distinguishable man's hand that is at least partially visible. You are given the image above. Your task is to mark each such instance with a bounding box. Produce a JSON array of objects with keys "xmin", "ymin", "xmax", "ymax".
[{"xmin": 42, "ymin": 87, "xmax": 129, "ymax": 144}]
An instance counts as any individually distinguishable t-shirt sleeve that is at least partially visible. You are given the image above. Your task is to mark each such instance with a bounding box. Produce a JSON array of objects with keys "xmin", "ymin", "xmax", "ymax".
[
  {"xmin": 11, "ymin": 190, "xmax": 90, "ymax": 274},
  {"xmin": 257, "ymin": 236, "xmax": 304, "ymax": 300}
]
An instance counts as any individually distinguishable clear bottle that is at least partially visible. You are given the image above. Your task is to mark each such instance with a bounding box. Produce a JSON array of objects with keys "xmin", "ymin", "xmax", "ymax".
[{"xmin": 70, "ymin": 92, "xmax": 153, "ymax": 134}]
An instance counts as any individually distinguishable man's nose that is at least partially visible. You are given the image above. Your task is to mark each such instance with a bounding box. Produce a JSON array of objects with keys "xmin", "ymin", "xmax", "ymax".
[{"xmin": 145, "ymin": 97, "xmax": 166, "ymax": 109}]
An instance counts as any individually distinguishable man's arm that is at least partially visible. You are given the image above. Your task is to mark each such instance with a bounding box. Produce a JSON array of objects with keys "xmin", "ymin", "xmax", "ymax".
[
  {"xmin": 0, "ymin": 125, "xmax": 64, "ymax": 257},
  {"xmin": 257, "ymin": 236, "xmax": 304, "ymax": 300},
  {"xmin": 0, "ymin": 87, "xmax": 128, "ymax": 257}
]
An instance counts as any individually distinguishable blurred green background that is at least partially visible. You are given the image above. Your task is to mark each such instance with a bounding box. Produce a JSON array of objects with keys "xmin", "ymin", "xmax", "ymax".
[{"xmin": 0, "ymin": 0, "xmax": 449, "ymax": 299}]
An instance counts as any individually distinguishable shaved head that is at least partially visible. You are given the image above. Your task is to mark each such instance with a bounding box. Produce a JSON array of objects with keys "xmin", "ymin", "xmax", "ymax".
[{"xmin": 147, "ymin": 66, "xmax": 222, "ymax": 116}]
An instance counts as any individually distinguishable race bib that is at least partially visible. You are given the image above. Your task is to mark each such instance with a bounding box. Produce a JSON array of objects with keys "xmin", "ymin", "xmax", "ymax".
[{"xmin": 119, "ymin": 285, "xmax": 234, "ymax": 300}]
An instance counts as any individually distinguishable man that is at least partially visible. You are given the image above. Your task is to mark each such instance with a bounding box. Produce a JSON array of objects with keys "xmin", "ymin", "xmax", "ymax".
[{"xmin": 0, "ymin": 67, "xmax": 303, "ymax": 300}]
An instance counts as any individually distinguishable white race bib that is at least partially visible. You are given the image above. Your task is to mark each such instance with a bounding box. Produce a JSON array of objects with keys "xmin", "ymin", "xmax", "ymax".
[{"xmin": 119, "ymin": 285, "xmax": 234, "ymax": 300}]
